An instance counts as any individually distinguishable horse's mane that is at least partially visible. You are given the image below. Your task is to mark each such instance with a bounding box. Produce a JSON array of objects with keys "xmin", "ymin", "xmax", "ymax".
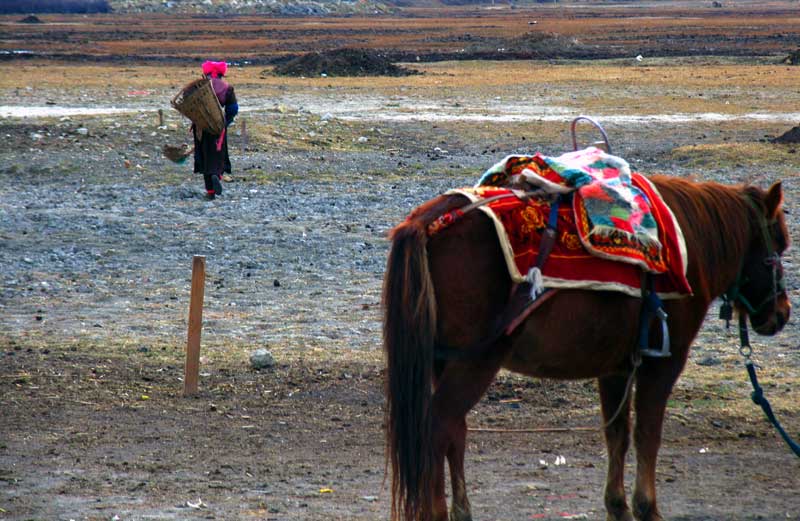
[{"xmin": 651, "ymin": 175, "xmax": 756, "ymax": 287}]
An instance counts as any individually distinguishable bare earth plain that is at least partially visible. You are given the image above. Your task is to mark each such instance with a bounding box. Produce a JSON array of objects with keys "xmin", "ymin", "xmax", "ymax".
[{"xmin": 1, "ymin": 3, "xmax": 800, "ymax": 521}]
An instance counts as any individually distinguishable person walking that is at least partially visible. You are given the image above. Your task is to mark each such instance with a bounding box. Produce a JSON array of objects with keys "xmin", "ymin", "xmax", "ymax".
[{"xmin": 194, "ymin": 60, "xmax": 238, "ymax": 200}]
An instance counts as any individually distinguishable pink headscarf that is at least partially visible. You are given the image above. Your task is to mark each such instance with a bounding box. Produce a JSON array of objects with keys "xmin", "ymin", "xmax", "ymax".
[{"xmin": 201, "ymin": 61, "xmax": 228, "ymax": 78}]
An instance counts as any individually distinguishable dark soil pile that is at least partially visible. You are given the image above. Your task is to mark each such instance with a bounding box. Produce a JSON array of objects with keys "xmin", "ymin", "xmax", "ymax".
[
  {"xmin": 273, "ymin": 48, "xmax": 418, "ymax": 77},
  {"xmin": 18, "ymin": 15, "xmax": 43, "ymax": 23},
  {"xmin": 772, "ymin": 125, "xmax": 800, "ymax": 144},
  {"xmin": 511, "ymin": 31, "xmax": 585, "ymax": 56},
  {"xmin": 783, "ymin": 49, "xmax": 800, "ymax": 65},
  {"xmin": 457, "ymin": 31, "xmax": 602, "ymax": 60}
]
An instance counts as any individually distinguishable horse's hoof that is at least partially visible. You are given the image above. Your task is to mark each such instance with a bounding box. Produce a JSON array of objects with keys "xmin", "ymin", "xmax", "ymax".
[
  {"xmin": 633, "ymin": 505, "xmax": 663, "ymax": 521},
  {"xmin": 606, "ymin": 511, "xmax": 635, "ymax": 521},
  {"xmin": 605, "ymin": 494, "xmax": 633, "ymax": 521},
  {"xmin": 634, "ymin": 514, "xmax": 663, "ymax": 521},
  {"xmin": 449, "ymin": 504, "xmax": 473, "ymax": 521}
]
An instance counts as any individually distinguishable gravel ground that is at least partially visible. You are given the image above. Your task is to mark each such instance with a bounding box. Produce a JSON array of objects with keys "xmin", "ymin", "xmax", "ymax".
[
  {"xmin": 1, "ymin": 68, "xmax": 799, "ymax": 520},
  {"xmin": 2, "ymin": 113, "xmax": 797, "ymax": 355}
]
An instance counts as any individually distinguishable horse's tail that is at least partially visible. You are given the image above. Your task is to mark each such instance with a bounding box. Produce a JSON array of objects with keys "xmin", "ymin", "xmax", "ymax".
[{"xmin": 383, "ymin": 217, "xmax": 437, "ymax": 521}]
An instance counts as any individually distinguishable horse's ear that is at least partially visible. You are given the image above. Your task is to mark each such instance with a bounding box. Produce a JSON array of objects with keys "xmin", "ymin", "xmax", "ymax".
[{"xmin": 764, "ymin": 181, "xmax": 784, "ymax": 219}]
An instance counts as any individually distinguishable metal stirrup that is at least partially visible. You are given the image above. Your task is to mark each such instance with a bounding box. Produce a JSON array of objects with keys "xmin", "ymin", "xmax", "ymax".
[
  {"xmin": 640, "ymin": 307, "xmax": 671, "ymax": 358},
  {"xmin": 639, "ymin": 275, "xmax": 671, "ymax": 358}
]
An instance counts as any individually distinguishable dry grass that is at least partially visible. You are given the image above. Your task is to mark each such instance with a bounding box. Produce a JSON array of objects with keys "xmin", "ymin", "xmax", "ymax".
[
  {"xmin": 5, "ymin": 60, "xmax": 798, "ymax": 106},
  {"xmin": 671, "ymin": 142, "xmax": 800, "ymax": 170}
]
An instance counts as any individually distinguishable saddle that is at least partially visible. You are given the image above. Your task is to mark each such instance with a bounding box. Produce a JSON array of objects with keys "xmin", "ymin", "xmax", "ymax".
[{"xmin": 430, "ymin": 145, "xmax": 692, "ymax": 358}]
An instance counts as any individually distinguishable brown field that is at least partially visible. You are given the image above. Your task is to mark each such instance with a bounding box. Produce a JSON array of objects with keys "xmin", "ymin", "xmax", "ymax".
[
  {"xmin": 1, "ymin": 2, "xmax": 800, "ymax": 62},
  {"xmin": 1, "ymin": 3, "xmax": 799, "ymax": 521}
]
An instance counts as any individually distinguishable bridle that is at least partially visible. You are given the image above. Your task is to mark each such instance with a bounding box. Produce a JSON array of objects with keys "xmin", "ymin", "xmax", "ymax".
[
  {"xmin": 721, "ymin": 198, "xmax": 786, "ymax": 319},
  {"xmin": 719, "ymin": 196, "xmax": 799, "ymax": 458}
]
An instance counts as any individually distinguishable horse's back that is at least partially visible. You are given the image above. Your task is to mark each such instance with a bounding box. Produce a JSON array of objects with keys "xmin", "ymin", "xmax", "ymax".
[{"xmin": 427, "ymin": 209, "xmax": 513, "ymax": 349}]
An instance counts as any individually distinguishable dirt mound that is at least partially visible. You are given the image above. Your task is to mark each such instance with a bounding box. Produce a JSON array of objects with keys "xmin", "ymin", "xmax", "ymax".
[
  {"xmin": 273, "ymin": 48, "xmax": 418, "ymax": 77},
  {"xmin": 772, "ymin": 125, "xmax": 800, "ymax": 144},
  {"xmin": 457, "ymin": 30, "xmax": 601, "ymax": 60},
  {"xmin": 18, "ymin": 15, "xmax": 43, "ymax": 23},
  {"xmin": 511, "ymin": 31, "xmax": 583, "ymax": 55}
]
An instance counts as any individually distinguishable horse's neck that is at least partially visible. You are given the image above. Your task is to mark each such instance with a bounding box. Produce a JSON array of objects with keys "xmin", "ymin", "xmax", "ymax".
[{"xmin": 661, "ymin": 180, "xmax": 752, "ymax": 301}]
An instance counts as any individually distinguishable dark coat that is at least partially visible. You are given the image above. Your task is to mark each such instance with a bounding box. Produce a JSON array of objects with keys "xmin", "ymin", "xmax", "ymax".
[{"xmin": 193, "ymin": 77, "xmax": 237, "ymax": 177}]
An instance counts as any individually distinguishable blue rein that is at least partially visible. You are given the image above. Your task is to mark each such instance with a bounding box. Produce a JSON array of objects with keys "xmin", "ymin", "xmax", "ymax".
[
  {"xmin": 721, "ymin": 196, "xmax": 798, "ymax": 457},
  {"xmin": 736, "ymin": 313, "xmax": 800, "ymax": 458}
]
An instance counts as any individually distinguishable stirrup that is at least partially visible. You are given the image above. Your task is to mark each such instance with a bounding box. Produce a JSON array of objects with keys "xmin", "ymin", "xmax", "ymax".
[{"xmin": 640, "ymin": 308, "xmax": 671, "ymax": 358}]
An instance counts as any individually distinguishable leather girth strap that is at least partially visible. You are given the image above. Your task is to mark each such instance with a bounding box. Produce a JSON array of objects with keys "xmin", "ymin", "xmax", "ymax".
[
  {"xmin": 433, "ymin": 285, "xmax": 557, "ymax": 361},
  {"xmin": 433, "ymin": 194, "xmax": 561, "ymax": 362}
]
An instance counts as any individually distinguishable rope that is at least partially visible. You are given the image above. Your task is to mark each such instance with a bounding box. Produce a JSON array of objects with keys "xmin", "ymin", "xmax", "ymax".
[
  {"xmin": 738, "ymin": 313, "xmax": 800, "ymax": 458},
  {"xmin": 602, "ymin": 351, "xmax": 642, "ymax": 429}
]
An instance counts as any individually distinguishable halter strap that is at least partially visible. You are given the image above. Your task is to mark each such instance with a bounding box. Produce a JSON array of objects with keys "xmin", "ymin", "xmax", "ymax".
[{"xmin": 722, "ymin": 196, "xmax": 784, "ymax": 316}]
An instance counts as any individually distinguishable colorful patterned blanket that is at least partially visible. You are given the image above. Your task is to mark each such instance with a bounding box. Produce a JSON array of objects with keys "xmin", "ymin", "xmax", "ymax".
[
  {"xmin": 478, "ymin": 147, "xmax": 673, "ymax": 274},
  {"xmin": 443, "ymin": 167, "xmax": 692, "ymax": 298}
]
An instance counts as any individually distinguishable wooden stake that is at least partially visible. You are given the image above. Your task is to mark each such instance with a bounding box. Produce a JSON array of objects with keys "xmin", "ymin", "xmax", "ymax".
[
  {"xmin": 184, "ymin": 255, "xmax": 206, "ymax": 396},
  {"xmin": 240, "ymin": 118, "xmax": 247, "ymax": 153},
  {"xmin": 158, "ymin": 108, "xmax": 164, "ymax": 127}
]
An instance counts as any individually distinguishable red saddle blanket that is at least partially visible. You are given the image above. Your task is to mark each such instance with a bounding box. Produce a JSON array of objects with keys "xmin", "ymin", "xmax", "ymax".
[{"xmin": 442, "ymin": 174, "xmax": 692, "ymax": 298}]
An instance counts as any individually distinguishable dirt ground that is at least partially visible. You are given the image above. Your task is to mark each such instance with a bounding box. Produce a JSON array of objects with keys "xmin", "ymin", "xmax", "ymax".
[{"xmin": 2, "ymin": 5, "xmax": 800, "ymax": 521}]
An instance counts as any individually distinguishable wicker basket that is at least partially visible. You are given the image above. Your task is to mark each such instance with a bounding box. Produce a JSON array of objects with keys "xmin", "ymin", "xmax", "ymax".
[
  {"xmin": 162, "ymin": 143, "xmax": 193, "ymax": 163},
  {"xmin": 171, "ymin": 77, "xmax": 225, "ymax": 136}
]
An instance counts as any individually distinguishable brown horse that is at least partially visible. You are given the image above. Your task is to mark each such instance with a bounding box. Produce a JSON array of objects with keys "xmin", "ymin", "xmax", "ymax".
[{"xmin": 383, "ymin": 175, "xmax": 790, "ymax": 521}]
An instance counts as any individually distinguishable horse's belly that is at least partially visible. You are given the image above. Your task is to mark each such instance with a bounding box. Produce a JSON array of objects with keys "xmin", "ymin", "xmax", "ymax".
[
  {"xmin": 502, "ymin": 291, "xmax": 640, "ymax": 379},
  {"xmin": 502, "ymin": 351, "xmax": 628, "ymax": 379}
]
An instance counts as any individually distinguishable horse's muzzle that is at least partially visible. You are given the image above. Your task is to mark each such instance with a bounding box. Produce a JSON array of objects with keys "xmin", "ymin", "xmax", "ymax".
[{"xmin": 751, "ymin": 299, "xmax": 791, "ymax": 335}]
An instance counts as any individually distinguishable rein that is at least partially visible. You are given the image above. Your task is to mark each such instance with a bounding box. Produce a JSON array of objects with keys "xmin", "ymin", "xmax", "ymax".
[
  {"xmin": 722, "ymin": 195, "xmax": 798, "ymax": 457},
  {"xmin": 735, "ymin": 313, "xmax": 800, "ymax": 458}
]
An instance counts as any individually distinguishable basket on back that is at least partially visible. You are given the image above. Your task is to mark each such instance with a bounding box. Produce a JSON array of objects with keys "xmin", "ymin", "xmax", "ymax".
[{"xmin": 171, "ymin": 77, "xmax": 225, "ymax": 136}]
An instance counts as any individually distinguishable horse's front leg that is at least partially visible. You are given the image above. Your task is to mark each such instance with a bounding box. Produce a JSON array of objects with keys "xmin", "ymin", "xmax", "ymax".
[
  {"xmin": 599, "ymin": 375, "xmax": 634, "ymax": 521},
  {"xmin": 631, "ymin": 356, "xmax": 686, "ymax": 521}
]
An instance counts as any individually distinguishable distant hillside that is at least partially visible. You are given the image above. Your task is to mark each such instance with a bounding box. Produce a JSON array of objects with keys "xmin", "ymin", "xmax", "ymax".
[
  {"xmin": 3, "ymin": 0, "xmax": 566, "ymax": 15},
  {"xmin": 0, "ymin": 0, "xmax": 395, "ymax": 14},
  {"xmin": 0, "ymin": 0, "xmax": 110, "ymax": 13},
  {"xmin": 108, "ymin": 0, "xmax": 395, "ymax": 15},
  {"xmin": 4, "ymin": 0, "xmax": 762, "ymax": 16},
  {"xmin": 107, "ymin": 0, "xmax": 545, "ymax": 15}
]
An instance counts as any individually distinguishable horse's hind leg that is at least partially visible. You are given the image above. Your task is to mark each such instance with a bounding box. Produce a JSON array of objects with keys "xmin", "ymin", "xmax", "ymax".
[
  {"xmin": 431, "ymin": 355, "xmax": 503, "ymax": 521},
  {"xmin": 446, "ymin": 416, "xmax": 470, "ymax": 521},
  {"xmin": 599, "ymin": 375, "xmax": 634, "ymax": 521}
]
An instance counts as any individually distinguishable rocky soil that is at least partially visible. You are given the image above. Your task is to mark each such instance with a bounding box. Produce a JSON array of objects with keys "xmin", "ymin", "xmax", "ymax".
[{"xmin": 1, "ymin": 34, "xmax": 800, "ymax": 521}]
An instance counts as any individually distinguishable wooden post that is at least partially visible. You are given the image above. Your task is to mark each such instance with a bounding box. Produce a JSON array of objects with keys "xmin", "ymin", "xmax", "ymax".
[
  {"xmin": 184, "ymin": 255, "xmax": 205, "ymax": 396},
  {"xmin": 240, "ymin": 118, "xmax": 247, "ymax": 153},
  {"xmin": 158, "ymin": 108, "xmax": 164, "ymax": 127}
]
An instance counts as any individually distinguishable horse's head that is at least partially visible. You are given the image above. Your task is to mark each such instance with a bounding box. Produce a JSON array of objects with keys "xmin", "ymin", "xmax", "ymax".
[{"xmin": 734, "ymin": 182, "xmax": 791, "ymax": 335}]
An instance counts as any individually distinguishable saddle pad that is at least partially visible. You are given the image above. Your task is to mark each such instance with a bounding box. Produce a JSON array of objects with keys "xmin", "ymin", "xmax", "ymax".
[
  {"xmin": 447, "ymin": 174, "xmax": 692, "ymax": 298},
  {"xmin": 478, "ymin": 147, "xmax": 667, "ymax": 273}
]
